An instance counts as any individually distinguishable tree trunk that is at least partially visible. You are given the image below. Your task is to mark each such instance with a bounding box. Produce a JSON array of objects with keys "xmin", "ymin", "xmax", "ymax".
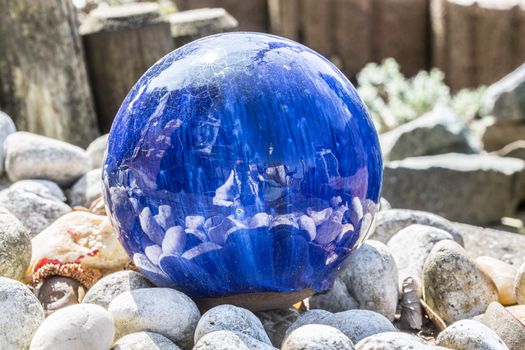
[
  {"xmin": 81, "ymin": 3, "xmax": 174, "ymax": 133},
  {"xmin": 0, "ymin": 0, "xmax": 98, "ymax": 147}
]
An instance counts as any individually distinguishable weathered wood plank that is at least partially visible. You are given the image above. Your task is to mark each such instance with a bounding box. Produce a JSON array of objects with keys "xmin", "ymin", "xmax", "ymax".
[{"xmin": 0, "ymin": 0, "xmax": 98, "ymax": 147}]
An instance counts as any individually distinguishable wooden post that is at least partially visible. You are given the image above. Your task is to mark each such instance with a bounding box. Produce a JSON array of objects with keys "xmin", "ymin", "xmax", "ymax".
[
  {"xmin": 301, "ymin": 0, "xmax": 335, "ymax": 59},
  {"xmin": 431, "ymin": 0, "xmax": 477, "ymax": 90},
  {"xmin": 512, "ymin": 2, "xmax": 525, "ymax": 72},
  {"xmin": 0, "ymin": 0, "xmax": 98, "ymax": 147},
  {"xmin": 168, "ymin": 8, "xmax": 238, "ymax": 48},
  {"xmin": 267, "ymin": 0, "xmax": 301, "ymax": 41},
  {"xmin": 334, "ymin": 0, "xmax": 372, "ymax": 79},
  {"xmin": 175, "ymin": 0, "xmax": 269, "ymax": 32},
  {"xmin": 475, "ymin": 0, "xmax": 516, "ymax": 85},
  {"xmin": 80, "ymin": 3, "xmax": 174, "ymax": 133},
  {"xmin": 373, "ymin": 0, "xmax": 430, "ymax": 77},
  {"xmin": 269, "ymin": 0, "xmax": 431, "ymax": 79},
  {"xmin": 432, "ymin": 0, "xmax": 525, "ymax": 90}
]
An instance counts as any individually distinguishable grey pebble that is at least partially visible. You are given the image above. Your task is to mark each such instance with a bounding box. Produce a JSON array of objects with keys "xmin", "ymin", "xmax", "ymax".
[
  {"xmin": 0, "ymin": 206, "xmax": 31, "ymax": 281},
  {"xmin": 282, "ymin": 324, "xmax": 355, "ymax": 350},
  {"xmin": 195, "ymin": 304, "xmax": 272, "ymax": 346},
  {"xmin": 112, "ymin": 331, "xmax": 181, "ymax": 350},
  {"xmin": 83, "ymin": 270, "xmax": 154, "ymax": 308}
]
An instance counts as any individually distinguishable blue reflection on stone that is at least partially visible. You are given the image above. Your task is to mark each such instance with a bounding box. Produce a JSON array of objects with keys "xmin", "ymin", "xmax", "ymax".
[{"xmin": 103, "ymin": 33, "xmax": 383, "ymax": 299}]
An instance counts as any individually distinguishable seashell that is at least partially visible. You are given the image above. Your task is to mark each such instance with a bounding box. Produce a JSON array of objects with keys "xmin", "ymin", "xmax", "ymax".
[
  {"xmin": 330, "ymin": 204, "xmax": 348, "ymax": 224},
  {"xmin": 139, "ymin": 207, "xmax": 164, "ymax": 246},
  {"xmin": 204, "ymin": 215, "xmax": 225, "ymax": 231},
  {"xmin": 207, "ymin": 218, "xmax": 236, "ymax": 245},
  {"xmin": 154, "ymin": 205, "xmax": 175, "ymax": 231},
  {"xmin": 132, "ymin": 253, "xmax": 172, "ymax": 287},
  {"xmin": 185, "ymin": 228, "xmax": 207, "ymax": 242},
  {"xmin": 351, "ymin": 196, "xmax": 364, "ymax": 223},
  {"xmin": 270, "ymin": 214, "xmax": 298, "ymax": 228},
  {"xmin": 182, "ymin": 242, "xmax": 223, "ymax": 260},
  {"xmin": 28, "ymin": 211, "xmax": 129, "ymax": 280},
  {"xmin": 249, "ymin": 212, "xmax": 272, "ymax": 228},
  {"xmin": 185, "ymin": 216, "xmax": 205, "ymax": 230},
  {"xmin": 298, "ymin": 215, "xmax": 316, "ymax": 240},
  {"xmin": 162, "ymin": 226, "xmax": 186, "ymax": 256},
  {"xmin": 145, "ymin": 245, "xmax": 163, "ymax": 265},
  {"xmin": 307, "ymin": 208, "xmax": 333, "ymax": 226},
  {"xmin": 315, "ymin": 221, "xmax": 343, "ymax": 245}
]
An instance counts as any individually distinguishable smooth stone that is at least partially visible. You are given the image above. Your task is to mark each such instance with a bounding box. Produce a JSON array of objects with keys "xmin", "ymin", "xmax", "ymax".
[
  {"xmin": 0, "ymin": 174, "xmax": 11, "ymax": 191},
  {"xmin": 515, "ymin": 262, "xmax": 525, "ymax": 305},
  {"xmin": 476, "ymin": 256, "xmax": 518, "ymax": 305},
  {"xmin": 380, "ymin": 105, "xmax": 477, "ymax": 161},
  {"xmin": 336, "ymin": 240, "xmax": 398, "ymax": 321},
  {"xmin": 372, "ymin": 209, "xmax": 464, "ymax": 246},
  {"xmin": 255, "ymin": 308, "xmax": 300, "ymax": 347},
  {"xmin": 459, "ymin": 223, "xmax": 525, "ymax": 267},
  {"xmin": 4, "ymin": 131, "xmax": 91, "ymax": 186},
  {"xmin": 309, "ymin": 277, "xmax": 359, "ymax": 313},
  {"xmin": 319, "ymin": 310, "xmax": 397, "ymax": 344},
  {"xmin": 382, "ymin": 153, "xmax": 525, "ymax": 225},
  {"xmin": 67, "ymin": 168, "xmax": 102, "ymax": 208},
  {"xmin": 86, "ymin": 133, "xmax": 109, "ymax": 169},
  {"xmin": 83, "ymin": 270, "xmax": 154, "ymax": 308},
  {"xmin": 507, "ymin": 305, "xmax": 525, "ymax": 324},
  {"xmin": 109, "ymin": 288, "xmax": 200, "ymax": 349},
  {"xmin": 379, "ymin": 197, "xmax": 391, "ymax": 211},
  {"xmin": 0, "ymin": 111, "xmax": 16, "ymax": 175},
  {"xmin": 30, "ymin": 303, "xmax": 115, "ymax": 350},
  {"xmin": 0, "ymin": 206, "xmax": 31, "ymax": 280},
  {"xmin": 482, "ymin": 63, "xmax": 525, "ymax": 123},
  {"xmin": 29, "ymin": 211, "xmax": 129, "ymax": 278},
  {"xmin": 195, "ymin": 304, "xmax": 272, "ymax": 345},
  {"xmin": 284, "ymin": 309, "xmax": 333, "ymax": 340},
  {"xmin": 481, "ymin": 302, "xmax": 525, "ymax": 350},
  {"xmin": 387, "ymin": 224, "xmax": 454, "ymax": 288},
  {"xmin": 356, "ymin": 332, "xmax": 448, "ymax": 349},
  {"xmin": 193, "ymin": 331, "xmax": 249, "ymax": 350},
  {"xmin": 436, "ymin": 319, "xmax": 509, "ymax": 350},
  {"xmin": 36, "ymin": 276, "xmax": 85, "ymax": 316},
  {"xmin": 112, "ymin": 332, "xmax": 181, "ymax": 350},
  {"xmin": 497, "ymin": 140, "xmax": 525, "ymax": 161},
  {"xmin": 0, "ymin": 277, "xmax": 45, "ymax": 350},
  {"xmin": 481, "ymin": 119, "xmax": 525, "ymax": 152},
  {"xmin": 282, "ymin": 324, "xmax": 354, "ymax": 350},
  {"xmin": 423, "ymin": 240, "xmax": 498, "ymax": 324},
  {"xmin": 232, "ymin": 332, "xmax": 277, "ymax": 350},
  {"xmin": 0, "ymin": 188, "xmax": 71, "ymax": 237},
  {"xmin": 9, "ymin": 179, "xmax": 66, "ymax": 201}
]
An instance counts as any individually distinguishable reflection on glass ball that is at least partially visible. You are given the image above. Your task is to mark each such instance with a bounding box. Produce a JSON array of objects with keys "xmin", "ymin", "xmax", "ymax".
[{"xmin": 103, "ymin": 33, "xmax": 382, "ymax": 305}]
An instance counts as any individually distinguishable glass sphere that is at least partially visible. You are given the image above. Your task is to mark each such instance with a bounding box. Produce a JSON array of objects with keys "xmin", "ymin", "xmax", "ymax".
[{"xmin": 103, "ymin": 33, "xmax": 382, "ymax": 301}]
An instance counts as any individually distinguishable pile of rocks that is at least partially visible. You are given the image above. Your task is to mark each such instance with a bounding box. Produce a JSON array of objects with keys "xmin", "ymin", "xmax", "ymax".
[
  {"xmin": 1, "ymin": 205, "xmax": 525, "ymax": 349},
  {"xmin": 1, "ymin": 111, "xmax": 525, "ymax": 349},
  {"xmin": 381, "ymin": 64, "xmax": 525, "ymax": 226}
]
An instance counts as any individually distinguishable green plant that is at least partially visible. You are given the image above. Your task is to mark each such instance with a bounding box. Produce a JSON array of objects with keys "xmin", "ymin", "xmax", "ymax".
[{"xmin": 357, "ymin": 58, "xmax": 485, "ymax": 133}]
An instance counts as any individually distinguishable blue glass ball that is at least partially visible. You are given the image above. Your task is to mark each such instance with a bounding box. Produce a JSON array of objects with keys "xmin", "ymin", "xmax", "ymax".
[{"xmin": 103, "ymin": 33, "xmax": 382, "ymax": 301}]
